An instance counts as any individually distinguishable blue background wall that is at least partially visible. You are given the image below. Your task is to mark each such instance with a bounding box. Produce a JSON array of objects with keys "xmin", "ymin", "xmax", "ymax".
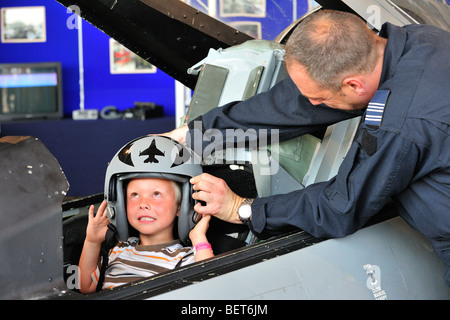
[
  {"xmin": 0, "ymin": 0, "xmax": 314, "ymax": 118},
  {"xmin": 0, "ymin": 0, "xmax": 80, "ymax": 117},
  {"xmin": 0, "ymin": 0, "xmax": 178, "ymax": 117},
  {"xmin": 1, "ymin": 0, "xmax": 449, "ymax": 118}
]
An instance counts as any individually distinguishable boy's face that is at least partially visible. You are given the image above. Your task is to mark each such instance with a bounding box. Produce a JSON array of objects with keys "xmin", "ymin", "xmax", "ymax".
[{"xmin": 126, "ymin": 178, "xmax": 180, "ymax": 244}]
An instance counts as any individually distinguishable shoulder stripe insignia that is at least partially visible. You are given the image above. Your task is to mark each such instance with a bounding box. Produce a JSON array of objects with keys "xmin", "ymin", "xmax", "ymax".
[{"xmin": 364, "ymin": 90, "xmax": 390, "ymax": 126}]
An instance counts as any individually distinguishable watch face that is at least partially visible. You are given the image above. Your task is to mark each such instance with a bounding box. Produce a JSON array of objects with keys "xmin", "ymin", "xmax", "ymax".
[{"xmin": 238, "ymin": 203, "xmax": 252, "ymax": 219}]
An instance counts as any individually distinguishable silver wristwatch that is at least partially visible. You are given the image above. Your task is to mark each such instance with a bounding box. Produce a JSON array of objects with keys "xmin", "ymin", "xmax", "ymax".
[{"xmin": 238, "ymin": 198, "xmax": 254, "ymax": 224}]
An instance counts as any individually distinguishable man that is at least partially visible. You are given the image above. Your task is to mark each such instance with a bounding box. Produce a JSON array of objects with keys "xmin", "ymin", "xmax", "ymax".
[{"xmin": 165, "ymin": 10, "xmax": 450, "ymax": 286}]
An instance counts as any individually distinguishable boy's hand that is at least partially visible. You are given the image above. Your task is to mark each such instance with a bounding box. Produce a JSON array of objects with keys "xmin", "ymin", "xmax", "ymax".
[
  {"xmin": 85, "ymin": 200, "xmax": 110, "ymax": 244},
  {"xmin": 189, "ymin": 215, "xmax": 214, "ymax": 262},
  {"xmin": 189, "ymin": 214, "xmax": 211, "ymax": 245}
]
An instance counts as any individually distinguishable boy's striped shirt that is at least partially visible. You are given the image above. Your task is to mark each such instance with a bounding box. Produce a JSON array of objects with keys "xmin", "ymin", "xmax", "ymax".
[{"xmin": 92, "ymin": 238, "xmax": 194, "ymax": 290}]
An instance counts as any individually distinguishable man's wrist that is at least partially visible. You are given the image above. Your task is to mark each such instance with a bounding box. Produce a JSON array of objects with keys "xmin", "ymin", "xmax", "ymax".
[{"xmin": 237, "ymin": 198, "xmax": 254, "ymax": 224}]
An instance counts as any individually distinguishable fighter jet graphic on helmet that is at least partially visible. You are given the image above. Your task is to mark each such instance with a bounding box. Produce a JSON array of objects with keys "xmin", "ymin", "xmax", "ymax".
[{"xmin": 139, "ymin": 138, "xmax": 165, "ymax": 163}]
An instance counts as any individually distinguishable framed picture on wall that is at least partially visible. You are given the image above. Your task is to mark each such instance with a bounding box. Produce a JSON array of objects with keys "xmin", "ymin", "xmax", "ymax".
[
  {"xmin": 109, "ymin": 39, "xmax": 157, "ymax": 74},
  {"xmin": 229, "ymin": 21, "xmax": 262, "ymax": 39},
  {"xmin": 1, "ymin": 6, "xmax": 47, "ymax": 43},
  {"xmin": 220, "ymin": 0, "xmax": 266, "ymax": 18}
]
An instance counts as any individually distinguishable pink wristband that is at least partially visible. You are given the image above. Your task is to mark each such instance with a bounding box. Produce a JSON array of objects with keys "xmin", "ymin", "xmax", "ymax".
[{"xmin": 193, "ymin": 242, "xmax": 212, "ymax": 254}]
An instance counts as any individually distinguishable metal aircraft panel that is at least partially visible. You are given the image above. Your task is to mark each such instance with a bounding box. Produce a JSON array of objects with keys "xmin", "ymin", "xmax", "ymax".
[
  {"xmin": 0, "ymin": 136, "xmax": 69, "ymax": 299},
  {"xmin": 151, "ymin": 217, "xmax": 450, "ymax": 300}
]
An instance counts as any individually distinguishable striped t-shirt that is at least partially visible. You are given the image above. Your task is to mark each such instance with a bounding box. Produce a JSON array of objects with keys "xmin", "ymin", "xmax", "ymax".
[{"xmin": 92, "ymin": 238, "xmax": 195, "ymax": 290}]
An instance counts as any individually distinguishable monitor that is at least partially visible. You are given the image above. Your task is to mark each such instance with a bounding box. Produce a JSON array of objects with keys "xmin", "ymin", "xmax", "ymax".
[{"xmin": 0, "ymin": 62, "xmax": 63, "ymax": 122}]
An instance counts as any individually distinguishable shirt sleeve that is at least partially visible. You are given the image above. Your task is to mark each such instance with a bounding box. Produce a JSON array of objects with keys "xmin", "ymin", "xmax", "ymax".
[
  {"xmin": 186, "ymin": 77, "xmax": 361, "ymax": 152},
  {"xmin": 91, "ymin": 266, "xmax": 101, "ymax": 286},
  {"xmin": 249, "ymin": 126, "xmax": 418, "ymax": 239}
]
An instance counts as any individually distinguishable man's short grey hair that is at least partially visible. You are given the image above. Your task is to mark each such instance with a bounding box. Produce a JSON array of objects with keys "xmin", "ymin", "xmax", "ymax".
[{"xmin": 285, "ymin": 10, "xmax": 380, "ymax": 92}]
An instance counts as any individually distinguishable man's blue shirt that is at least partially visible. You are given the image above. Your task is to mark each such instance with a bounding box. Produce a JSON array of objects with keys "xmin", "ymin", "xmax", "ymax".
[{"xmin": 188, "ymin": 23, "xmax": 450, "ymax": 285}]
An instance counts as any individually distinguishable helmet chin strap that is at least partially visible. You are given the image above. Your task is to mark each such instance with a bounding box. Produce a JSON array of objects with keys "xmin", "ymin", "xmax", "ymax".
[
  {"xmin": 178, "ymin": 181, "xmax": 197, "ymax": 245},
  {"xmin": 111, "ymin": 176, "xmax": 130, "ymax": 241}
]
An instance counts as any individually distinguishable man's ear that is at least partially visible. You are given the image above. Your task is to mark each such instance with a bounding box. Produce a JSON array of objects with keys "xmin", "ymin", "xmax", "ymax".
[
  {"xmin": 176, "ymin": 205, "xmax": 181, "ymax": 217},
  {"xmin": 342, "ymin": 77, "xmax": 366, "ymax": 95}
]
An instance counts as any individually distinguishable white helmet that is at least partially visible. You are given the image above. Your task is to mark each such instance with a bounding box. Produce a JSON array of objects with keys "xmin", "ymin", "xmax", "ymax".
[{"xmin": 104, "ymin": 135, "xmax": 202, "ymax": 244}]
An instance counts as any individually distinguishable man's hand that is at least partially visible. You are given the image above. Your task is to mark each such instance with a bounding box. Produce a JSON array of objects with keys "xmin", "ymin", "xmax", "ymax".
[
  {"xmin": 158, "ymin": 124, "xmax": 189, "ymax": 144},
  {"xmin": 190, "ymin": 173, "xmax": 244, "ymax": 224}
]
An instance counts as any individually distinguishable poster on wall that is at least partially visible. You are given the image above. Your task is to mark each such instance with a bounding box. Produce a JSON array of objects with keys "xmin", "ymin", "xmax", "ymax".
[
  {"xmin": 220, "ymin": 0, "xmax": 266, "ymax": 17},
  {"xmin": 109, "ymin": 39, "xmax": 157, "ymax": 74},
  {"xmin": 1, "ymin": 6, "xmax": 47, "ymax": 43},
  {"xmin": 229, "ymin": 21, "xmax": 262, "ymax": 38}
]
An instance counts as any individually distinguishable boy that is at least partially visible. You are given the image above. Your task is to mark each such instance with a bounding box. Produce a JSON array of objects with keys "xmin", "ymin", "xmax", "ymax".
[
  {"xmin": 79, "ymin": 178, "xmax": 213, "ymax": 294},
  {"xmin": 78, "ymin": 135, "xmax": 213, "ymax": 294}
]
